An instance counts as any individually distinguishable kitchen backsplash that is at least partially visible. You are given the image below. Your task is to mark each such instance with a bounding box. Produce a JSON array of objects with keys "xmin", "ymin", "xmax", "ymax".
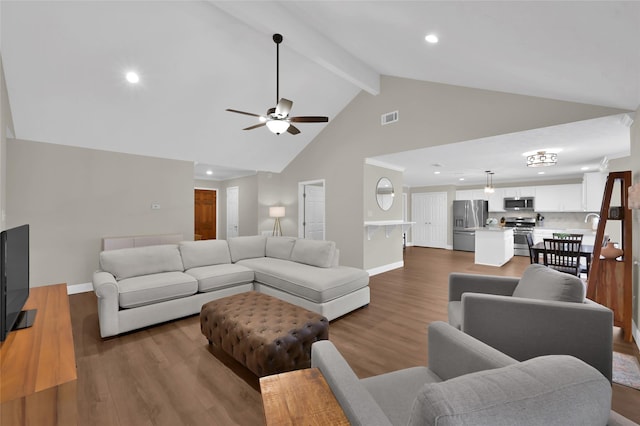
[{"xmin": 488, "ymin": 211, "xmax": 595, "ymax": 230}]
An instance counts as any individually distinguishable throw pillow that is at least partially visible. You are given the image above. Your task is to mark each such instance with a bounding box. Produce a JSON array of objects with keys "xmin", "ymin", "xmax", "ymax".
[
  {"xmin": 266, "ymin": 236, "xmax": 297, "ymax": 260},
  {"xmin": 512, "ymin": 263, "xmax": 585, "ymax": 302},
  {"xmin": 290, "ymin": 239, "xmax": 336, "ymax": 268}
]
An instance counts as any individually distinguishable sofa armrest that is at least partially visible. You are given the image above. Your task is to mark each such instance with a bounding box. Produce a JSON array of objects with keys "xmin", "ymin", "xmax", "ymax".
[
  {"xmin": 311, "ymin": 341, "xmax": 392, "ymax": 426},
  {"xmin": 92, "ymin": 271, "xmax": 120, "ymax": 338},
  {"xmin": 461, "ymin": 293, "xmax": 613, "ymax": 382},
  {"xmin": 448, "ymin": 273, "xmax": 519, "ymax": 301},
  {"xmin": 427, "ymin": 321, "xmax": 517, "ymax": 381}
]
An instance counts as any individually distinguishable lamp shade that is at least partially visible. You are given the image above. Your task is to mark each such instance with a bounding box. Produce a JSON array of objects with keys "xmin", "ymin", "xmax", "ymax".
[
  {"xmin": 266, "ymin": 120, "xmax": 290, "ymax": 135},
  {"xmin": 269, "ymin": 206, "xmax": 285, "ymax": 218}
]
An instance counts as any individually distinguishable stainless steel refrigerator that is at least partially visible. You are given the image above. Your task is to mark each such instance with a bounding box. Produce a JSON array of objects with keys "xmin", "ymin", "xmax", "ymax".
[{"xmin": 453, "ymin": 200, "xmax": 489, "ymax": 252}]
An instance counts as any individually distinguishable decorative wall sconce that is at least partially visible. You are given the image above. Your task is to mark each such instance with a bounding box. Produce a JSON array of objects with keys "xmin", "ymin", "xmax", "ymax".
[{"xmin": 269, "ymin": 206, "xmax": 285, "ymax": 236}]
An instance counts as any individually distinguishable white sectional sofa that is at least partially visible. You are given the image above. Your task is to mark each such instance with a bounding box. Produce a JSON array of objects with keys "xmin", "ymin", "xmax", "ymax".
[{"xmin": 92, "ymin": 235, "xmax": 370, "ymax": 338}]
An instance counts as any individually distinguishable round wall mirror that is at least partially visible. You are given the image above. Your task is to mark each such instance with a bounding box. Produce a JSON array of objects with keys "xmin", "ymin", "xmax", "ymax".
[{"xmin": 376, "ymin": 177, "xmax": 395, "ymax": 211}]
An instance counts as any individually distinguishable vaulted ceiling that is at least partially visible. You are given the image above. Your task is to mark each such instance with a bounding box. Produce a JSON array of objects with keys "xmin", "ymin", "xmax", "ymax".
[{"xmin": 2, "ymin": 1, "xmax": 639, "ymax": 183}]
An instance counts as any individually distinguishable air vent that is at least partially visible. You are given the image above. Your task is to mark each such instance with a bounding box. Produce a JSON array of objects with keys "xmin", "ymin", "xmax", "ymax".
[{"xmin": 381, "ymin": 110, "xmax": 399, "ymax": 126}]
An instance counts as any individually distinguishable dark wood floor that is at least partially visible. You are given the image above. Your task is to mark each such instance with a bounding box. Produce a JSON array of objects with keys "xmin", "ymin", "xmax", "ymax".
[{"xmin": 70, "ymin": 247, "xmax": 640, "ymax": 425}]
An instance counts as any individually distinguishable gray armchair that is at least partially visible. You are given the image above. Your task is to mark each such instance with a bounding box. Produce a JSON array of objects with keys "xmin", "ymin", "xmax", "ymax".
[
  {"xmin": 448, "ymin": 263, "xmax": 613, "ymax": 382},
  {"xmin": 311, "ymin": 321, "xmax": 618, "ymax": 426}
]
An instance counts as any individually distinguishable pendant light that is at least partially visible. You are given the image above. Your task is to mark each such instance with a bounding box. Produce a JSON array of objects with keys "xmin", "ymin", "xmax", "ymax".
[{"xmin": 484, "ymin": 171, "xmax": 495, "ymax": 194}]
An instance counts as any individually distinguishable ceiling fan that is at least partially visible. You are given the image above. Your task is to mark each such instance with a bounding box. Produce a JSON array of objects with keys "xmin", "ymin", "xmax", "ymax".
[{"xmin": 226, "ymin": 33, "xmax": 329, "ymax": 135}]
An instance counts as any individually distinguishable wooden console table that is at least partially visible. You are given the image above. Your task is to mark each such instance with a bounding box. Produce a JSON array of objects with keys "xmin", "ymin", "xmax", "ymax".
[
  {"xmin": 260, "ymin": 368, "xmax": 349, "ymax": 426},
  {"xmin": 0, "ymin": 284, "xmax": 77, "ymax": 425}
]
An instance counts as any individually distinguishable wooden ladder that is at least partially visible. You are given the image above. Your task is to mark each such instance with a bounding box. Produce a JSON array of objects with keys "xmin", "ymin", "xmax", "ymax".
[{"xmin": 587, "ymin": 170, "xmax": 633, "ymax": 342}]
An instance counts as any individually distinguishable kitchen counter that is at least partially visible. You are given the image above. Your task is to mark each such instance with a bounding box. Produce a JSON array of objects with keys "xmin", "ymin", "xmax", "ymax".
[{"xmin": 475, "ymin": 227, "xmax": 514, "ymax": 267}]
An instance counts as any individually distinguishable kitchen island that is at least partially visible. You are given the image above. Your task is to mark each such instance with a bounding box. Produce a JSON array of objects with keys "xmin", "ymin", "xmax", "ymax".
[{"xmin": 475, "ymin": 227, "xmax": 514, "ymax": 267}]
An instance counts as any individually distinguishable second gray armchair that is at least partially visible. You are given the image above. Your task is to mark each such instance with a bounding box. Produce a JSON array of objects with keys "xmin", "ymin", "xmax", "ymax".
[{"xmin": 448, "ymin": 264, "xmax": 613, "ymax": 381}]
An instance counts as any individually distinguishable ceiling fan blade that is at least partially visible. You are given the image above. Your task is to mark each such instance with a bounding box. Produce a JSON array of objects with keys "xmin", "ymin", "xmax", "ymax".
[
  {"xmin": 286, "ymin": 124, "xmax": 301, "ymax": 135},
  {"xmin": 289, "ymin": 116, "xmax": 329, "ymax": 123},
  {"xmin": 243, "ymin": 123, "xmax": 266, "ymax": 131},
  {"xmin": 226, "ymin": 108, "xmax": 262, "ymax": 118},
  {"xmin": 275, "ymin": 98, "xmax": 293, "ymax": 117}
]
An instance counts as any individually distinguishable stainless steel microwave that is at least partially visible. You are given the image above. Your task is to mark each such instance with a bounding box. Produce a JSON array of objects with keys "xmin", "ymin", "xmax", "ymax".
[{"xmin": 504, "ymin": 197, "xmax": 535, "ymax": 211}]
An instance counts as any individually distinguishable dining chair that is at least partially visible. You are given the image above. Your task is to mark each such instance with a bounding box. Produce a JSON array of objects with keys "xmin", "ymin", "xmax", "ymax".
[
  {"xmin": 552, "ymin": 233, "xmax": 586, "ymax": 274},
  {"xmin": 552, "ymin": 233, "xmax": 583, "ymax": 242},
  {"xmin": 543, "ymin": 238, "xmax": 582, "ymax": 276},
  {"xmin": 525, "ymin": 233, "xmax": 537, "ymax": 264}
]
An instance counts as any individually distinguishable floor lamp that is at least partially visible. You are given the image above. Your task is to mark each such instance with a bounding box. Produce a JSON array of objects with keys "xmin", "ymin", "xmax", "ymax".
[{"xmin": 269, "ymin": 206, "xmax": 285, "ymax": 236}]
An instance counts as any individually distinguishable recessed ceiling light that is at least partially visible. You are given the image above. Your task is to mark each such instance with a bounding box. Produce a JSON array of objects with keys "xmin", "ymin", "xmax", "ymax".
[
  {"xmin": 581, "ymin": 166, "xmax": 589, "ymax": 171},
  {"xmin": 538, "ymin": 171, "xmax": 545, "ymax": 175},
  {"xmin": 434, "ymin": 171, "xmax": 441, "ymax": 175},
  {"xmin": 459, "ymin": 178, "xmax": 465, "ymax": 181},
  {"xmin": 125, "ymin": 71, "xmax": 140, "ymax": 84},
  {"xmin": 206, "ymin": 170, "xmax": 213, "ymax": 175},
  {"xmin": 425, "ymin": 34, "xmax": 439, "ymax": 44}
]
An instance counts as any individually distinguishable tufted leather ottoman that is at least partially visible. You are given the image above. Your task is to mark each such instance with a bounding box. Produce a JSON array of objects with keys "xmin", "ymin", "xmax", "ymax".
[{"xmin": 200, "ymin": 291, "xmax": 329, "ymax": 377}]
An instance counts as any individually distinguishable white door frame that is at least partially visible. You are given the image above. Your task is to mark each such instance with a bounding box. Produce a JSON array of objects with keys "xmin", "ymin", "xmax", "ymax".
[
  {"xmin": 226, "ymin": 186, "xmax": 239, "ymax": 238},
  {"xmin": 195, "ymin": 187, "xmax": 218, "ymax": 239},
  {"xmin": 298, "ymin": 179, "xmax": 326, "ymax": 239}
]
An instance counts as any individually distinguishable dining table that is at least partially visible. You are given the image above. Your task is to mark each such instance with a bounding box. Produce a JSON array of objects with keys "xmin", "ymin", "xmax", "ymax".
[{"xmin": 530, "ymin": 242, "xmax": 594, "ymax": 276}]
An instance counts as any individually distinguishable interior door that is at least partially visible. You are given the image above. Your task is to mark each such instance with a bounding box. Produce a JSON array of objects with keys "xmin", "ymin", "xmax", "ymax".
[
  {"xmin": 412, "ymin": 192, "xmax": 448, "ymax": 248},
  {"xmin": 298, "ymin": 180, "xmax": 325, "ymax": 240},
  {"xmin": 226, "ymin": 186, "xmax": 239, "ymax": 238},
  {"xmin": 194, "ymin": 189, "xmax": 216, "ymax": 240}
]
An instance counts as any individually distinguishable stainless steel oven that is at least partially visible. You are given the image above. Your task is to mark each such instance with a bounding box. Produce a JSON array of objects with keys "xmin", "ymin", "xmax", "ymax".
[{"xmin": 505, "ymin": 217, "xmax": 536, "ymax": 256}]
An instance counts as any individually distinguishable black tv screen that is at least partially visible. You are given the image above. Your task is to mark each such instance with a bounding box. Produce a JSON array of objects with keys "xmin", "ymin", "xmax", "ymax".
[{"xmin": 1, "ymin": 224, "xmax": 30, "ymax": 342}]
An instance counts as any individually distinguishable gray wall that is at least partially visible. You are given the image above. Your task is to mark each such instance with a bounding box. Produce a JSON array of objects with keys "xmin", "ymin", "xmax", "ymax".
[
  {"xmin": 631, "ymin": 109, "xmax": 639, "ymax": 346},
  {"xmin": 363, "ymin": 163, "xmax": 403, "ymax": 270},
  {"xmin": 216, "ymin": 174, "xmax": 259, "ymax": 240},
  {"xmin": 276, "ymin": 76, "xmax": 627, "ymax": 269},
  {"xmin": 6, "ymin": 139, "xmax": 194, "ymax": 286},
  {"xmin": 1, "ymin": 54, "xmax": 14, "ymax": 232}
]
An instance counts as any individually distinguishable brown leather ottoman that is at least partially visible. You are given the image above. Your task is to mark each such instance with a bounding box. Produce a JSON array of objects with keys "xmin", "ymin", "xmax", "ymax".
[{"xmin": 200, "ymin": 291, "xmax": 329, "ymax": 377}]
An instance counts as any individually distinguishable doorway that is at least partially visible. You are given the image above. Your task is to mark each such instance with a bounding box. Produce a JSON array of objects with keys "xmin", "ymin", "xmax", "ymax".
[
  {"xmin": 411, "ymin": 192, "xmax": 448, "ymax": 248},
  {"xmin": 298, "ymin": 180, "xmax": 325, "ymax": 240},
  {"xmin": 194, "ymin": 189, "xmax": 217, "ymax": 240}
]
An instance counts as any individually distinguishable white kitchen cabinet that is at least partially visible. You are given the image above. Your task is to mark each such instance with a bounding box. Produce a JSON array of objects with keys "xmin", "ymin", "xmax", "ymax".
[
  {"xmin": 503, "ymin": 186, "xmax": 536, "ymax": 198},
  {"xmin": 488, "ymin": 188, "xmax": 505, "ymax": 212},
  {"xmin": 475, "ymin": 228, "xmax": 514, "ymax": 266},
  {"xmin": 582, "ymin": 172, "xmax": 606, "ymax": 212},
  {"xmin": 535, "ymin": 184, "xmax": 582, "ymax": 212},
  {"xmin": 455, "ymin": 189, "xmax": 487, "ymax": 201}
]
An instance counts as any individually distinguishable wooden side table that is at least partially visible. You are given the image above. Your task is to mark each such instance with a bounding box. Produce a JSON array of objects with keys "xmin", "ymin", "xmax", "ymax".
[
  {"xmin": 260, "ymin": 368, "xmax": 349, "ymax": 426},
  {"xmin": 0, "ymin": 284, "xmax": 77, "ymax": 426}
]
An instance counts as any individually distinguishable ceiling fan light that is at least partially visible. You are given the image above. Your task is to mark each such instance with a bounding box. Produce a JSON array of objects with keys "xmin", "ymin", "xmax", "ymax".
[{"xmin": 266, "ymin": 120, "xmax": 290, "ymax": 135}]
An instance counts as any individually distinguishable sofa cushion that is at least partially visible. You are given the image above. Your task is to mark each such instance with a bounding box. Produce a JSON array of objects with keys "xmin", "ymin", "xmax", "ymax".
[
  {"xmin": 228, "ymin": 236, "xmax": 266, "ymax": 262},
  {"xmin": 266, "ymin": 236, "xmax": 297, "ymax": 260},
  {"xmin": 237, "ymin": 257, "xmax": 369, "ymax": 303},
  {"xmin": 407, "ymin": 355, "xmax": 611, "ymax": 426},
  {"xmin": 179, "ymin": 240, "xmax": 231, "ymax": 270},
  {"xmin": 100, "ymin": 244, "xmax": 184, "ymax": 281},
  {"xmin": 118, "ymin": 271, "xmax": 198, "ymax": 309},
  {"xmin": 290, "ymin": 239, "xmax": 336, "ymax": 268},
  {"xmin": 512, "ymin": 264, "xmax": 585, "ymax": 303},
  {"xmin": 185, "ymin": 263, "xmax": 255, "ymax": 292}
]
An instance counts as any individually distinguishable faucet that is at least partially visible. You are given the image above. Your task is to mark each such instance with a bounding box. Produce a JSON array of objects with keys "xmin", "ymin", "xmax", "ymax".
[
  {"xmin": 585, "ymin": 213, "xmax": 600, "ymax": 230},
  {"xmin": 584, "ymin": 213, "xmax": 600, "ymax": 223}
]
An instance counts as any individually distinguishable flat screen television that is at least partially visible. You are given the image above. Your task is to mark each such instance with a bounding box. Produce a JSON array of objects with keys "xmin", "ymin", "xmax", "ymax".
[{"xmin": 0, "ymin": 224, "xmax": 35, "ymax": 342}]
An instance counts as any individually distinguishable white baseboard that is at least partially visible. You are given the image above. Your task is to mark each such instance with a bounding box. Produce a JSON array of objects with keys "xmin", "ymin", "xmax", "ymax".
[
  {"xmin": 367, "ymin": 261, "xmax": 404, "ymax": 276},
  {"xmin": 67, "ymin": 282, "xmax": 93, "ymax": 295}
]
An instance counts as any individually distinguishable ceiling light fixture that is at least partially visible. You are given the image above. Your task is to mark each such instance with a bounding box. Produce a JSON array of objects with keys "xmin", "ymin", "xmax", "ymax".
[
  {"xmin": 206, "ymin": 170, "xmax": 213, "ymax": 175},
  {"xmin": 425, "ymin": 34, "xmax": 439, "ymax": 44},
  {"xmin": 484, "ymin": 171, "xmax": 495, "ymax": 194},
  {"xmin": 125, "ymin": 71, "xmax": 140, "ymax": 84},
  {"xmin": 265, "ymin": 119, "xmax": 290, "ymax": 135},
  {"xmin": 526, "ymin": 151, "xmax": 557, "ymax": 167}
]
